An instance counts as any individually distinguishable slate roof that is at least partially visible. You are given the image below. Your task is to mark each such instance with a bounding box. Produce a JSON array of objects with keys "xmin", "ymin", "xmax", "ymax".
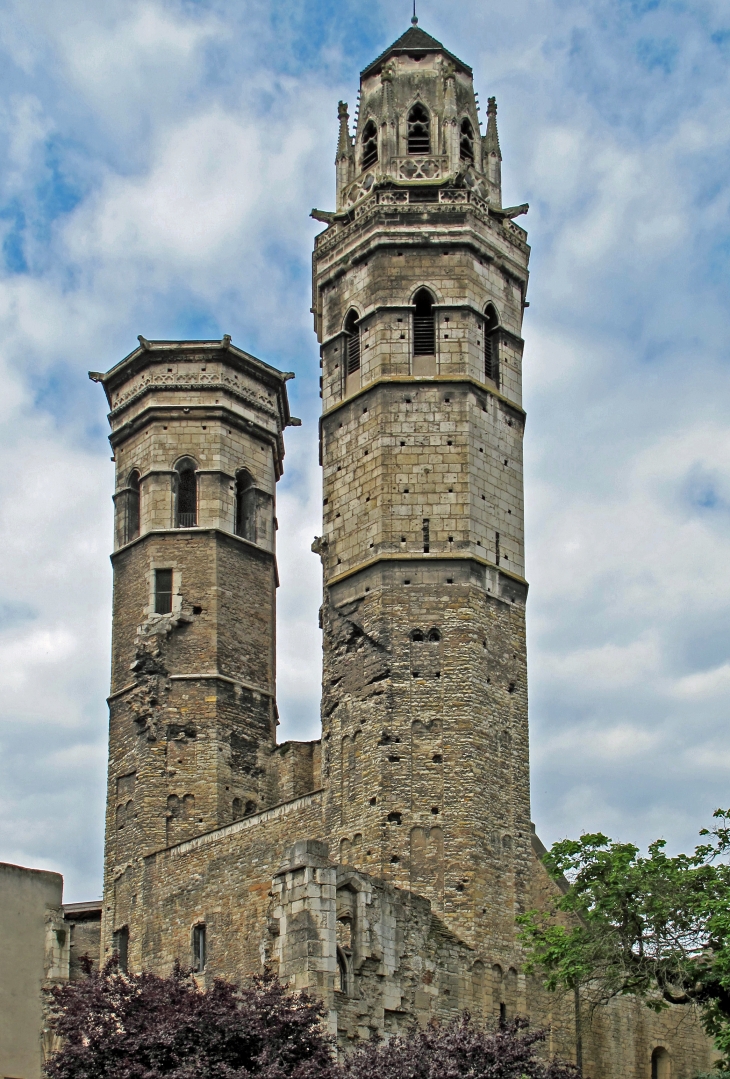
[{"xmin": 361, "ymin": 25, "xmax": 472, "ymax": 78}]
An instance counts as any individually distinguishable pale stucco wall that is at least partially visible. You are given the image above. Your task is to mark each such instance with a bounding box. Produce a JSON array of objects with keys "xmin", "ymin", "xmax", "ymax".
[{"xmin": 0, "ymin": 862, "xmax": 63, "ymax": 1079}]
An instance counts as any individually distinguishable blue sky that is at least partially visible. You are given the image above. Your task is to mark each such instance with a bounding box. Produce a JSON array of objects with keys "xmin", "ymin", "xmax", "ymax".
[{"xmin": 1, "ymin": 0, "xmax": 729, "ymax": 901}]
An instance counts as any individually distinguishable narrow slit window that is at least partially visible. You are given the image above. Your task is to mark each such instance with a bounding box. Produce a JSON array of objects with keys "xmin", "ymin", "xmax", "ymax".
[
  {"xmin": 193, "ymin": 924, "xmax": 206, "ymax": 973},
  {"xmin": 407, "ymin": 103, "xmax": 430, "ymax": 155},
  {"xmin": 113, "ymin": 926, "xmax": 129, "ymax": 973},
  {"xmin": 460, "ymin": 117, "xmax": 475, "ymax": 163},
  {"xmin": 484, "ymin": 303, "xmax": 499, "ymax": 383},
  {"xmin": 422, "ymin": 519, "xmax": 430, "ymax": 553},
  {"xmin": 175, "ymin": 457, "xmax": 197, "ymax": 527},
  {"xmin": 155, "ymin": 569, "xmax": 173, "ymax": 615},
  {"xmin": 413, "ymin": 289, "xmax": 435, "ymax": 356},
  {"xmin": 344, "ymin": 310, "xmax": 361, "ymax": 375},
  {"xmin": 361, "ymin": 119, "xmax": 378, "ymax": 169}
]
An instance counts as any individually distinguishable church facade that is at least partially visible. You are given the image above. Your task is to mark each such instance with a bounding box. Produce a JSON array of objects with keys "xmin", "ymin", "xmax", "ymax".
[{"xmin": 91, "ymin": 23, "xmax": 713, "ymax": 1078}]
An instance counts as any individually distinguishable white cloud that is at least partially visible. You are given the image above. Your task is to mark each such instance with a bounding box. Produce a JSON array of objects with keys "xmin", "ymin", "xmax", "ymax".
[{"xmin": 0, "ymin": 0, "xmax": 729, "ymax": 899}]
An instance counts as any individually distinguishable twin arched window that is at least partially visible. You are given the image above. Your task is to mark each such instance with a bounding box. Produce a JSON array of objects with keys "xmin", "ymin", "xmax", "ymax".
[
  {"xmin": 344, "ymin": 309, "xmax": 361, "ymax": 374},
  {"xmin": 484, "ymin": 303, "xmax": 500, "ymax": 383},
  {"xmin": 361, "ymin": 120, "xmax": 378, "ymax": 169},
  {"xmin": 460, "ymin": 117, "xmax": 475, "ymax": 163},
  {"xmin": 413, "ymin": 289, "xmax": 435, "ymax": 356},
  {"xmin": 407, "ymin": 104, "xmax": 430, "ymax": 155},
  {"xmin": 175, "ymin": 458, "xmax": 197, "ymax": 528}
]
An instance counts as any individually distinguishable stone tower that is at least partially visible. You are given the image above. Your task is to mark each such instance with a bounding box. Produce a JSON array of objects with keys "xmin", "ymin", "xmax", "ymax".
[
  {"xmin": 92, "ymin": 337, "xmax": 295, "ymax": 963},
  {"xmin": 312, "ymin": 22, "xmax": 532, "ymax": 959}
]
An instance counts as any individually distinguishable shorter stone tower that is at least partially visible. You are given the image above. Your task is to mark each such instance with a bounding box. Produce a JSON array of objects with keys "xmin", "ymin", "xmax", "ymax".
[{"xmin": 92, "ymin": 337, "xmax": 296, "ymax": 966}]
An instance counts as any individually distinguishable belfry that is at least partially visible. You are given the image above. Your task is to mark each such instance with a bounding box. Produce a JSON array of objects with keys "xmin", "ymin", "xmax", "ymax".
[
  {"xmin": 91, "ymin": 20, "xmax": 713, "ymax": 1077},
  {"xmin": 312, "ymin": 18, "xmax": 531, "ymax": 956}
]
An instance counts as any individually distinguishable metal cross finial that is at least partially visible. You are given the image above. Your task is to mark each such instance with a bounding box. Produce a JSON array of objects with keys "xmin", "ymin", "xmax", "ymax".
[{"xmin": 412, "ymin": 1, "xmax": 418, "ymax": 25}]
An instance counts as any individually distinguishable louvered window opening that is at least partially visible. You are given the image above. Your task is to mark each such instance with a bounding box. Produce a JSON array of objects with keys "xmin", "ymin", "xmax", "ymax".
[
  {"xmin": 407, "ymin": 104, "xmax": 430, "ymax": 155},
  {"xmin": 460, "ymin": 118, "xmax": 475, "ymax": 163},
  {"xmin": 344, "ymin": 311, "xmax": 361, "ymax": 374},
  {"xmin": 413, "ymin": 290, "xmax": 435, "ymax": 356},
  {"xmin": 361, "ymin": 120, "xmax": 378, "ymax": 169},
  {"xmin": 347, "ymin": 332, "xmax": 361, "ymax": 373},
  {"xmin": 484, "ymin": 305, "xmax": 500, "ymax": 382}
]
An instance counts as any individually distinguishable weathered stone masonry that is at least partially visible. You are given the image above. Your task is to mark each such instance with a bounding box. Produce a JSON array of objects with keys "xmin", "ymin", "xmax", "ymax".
[{"xmin": 92, "ymin": 21, "xmax": 715, "ymax": 1079}]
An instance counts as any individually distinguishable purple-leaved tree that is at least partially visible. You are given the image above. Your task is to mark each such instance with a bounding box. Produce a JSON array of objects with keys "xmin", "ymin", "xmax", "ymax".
[
  {"xmin": 44, "ymin": 961, "xmax": 580, "ymax": 1079},
  {"xmin": 342, "ymin": 1015, "xmax": 581, "ymax": 1079},
  {"xmin": 44, "ymin": 960, "xmax": 338, "ymax": 1079}
]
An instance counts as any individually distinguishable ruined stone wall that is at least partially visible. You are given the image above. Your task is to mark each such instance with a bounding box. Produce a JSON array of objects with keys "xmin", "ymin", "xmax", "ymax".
[
  {"xmin": 319, "ymin": 569, "xmax": 530, "ymax": 960},
  {"xmin": 105, "ymin": 531, "xmax": 277, "ymax": 868}
]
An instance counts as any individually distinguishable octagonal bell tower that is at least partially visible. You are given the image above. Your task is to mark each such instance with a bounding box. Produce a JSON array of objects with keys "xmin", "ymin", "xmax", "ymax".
[
  {"xmin": 312, "ymin": 21, "xmax": 532, "ymax": 962},
  {"xmin": 92, "ymin": 337, "xmax": 297, "ymax": 969}
]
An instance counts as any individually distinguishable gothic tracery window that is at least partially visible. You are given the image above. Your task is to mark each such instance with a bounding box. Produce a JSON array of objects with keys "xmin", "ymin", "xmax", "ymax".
[
  {"xmin": 407, "ymin": 103, "xmax": 430, "ymax": 155},
  {"xmin": 361, "ymin": 119, "xmax": 378, "ymax": 169},
  {"xmin": 460, "ymin": 117, "xmax": 475, "ymax": 163}
]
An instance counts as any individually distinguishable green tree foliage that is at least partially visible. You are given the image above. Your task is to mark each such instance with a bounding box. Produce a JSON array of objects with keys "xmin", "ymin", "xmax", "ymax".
[{"xmin": 518, "ymin": 810, "xmax": 730, "ymax": 1067}]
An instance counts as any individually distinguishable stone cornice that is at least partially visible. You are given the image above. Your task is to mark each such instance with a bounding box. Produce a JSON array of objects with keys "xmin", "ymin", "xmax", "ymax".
[
  {"xmin": 320, "ymin": 374, "xmax": 526, "ymax": 420},
  {"xmin": 324, "ymin": 552, "xmax": 528, "ymax": 590}
]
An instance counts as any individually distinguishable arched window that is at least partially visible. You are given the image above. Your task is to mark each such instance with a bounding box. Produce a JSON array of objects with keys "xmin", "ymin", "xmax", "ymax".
[
  {"xmin": 413, "ymin": 289, "xmax": 435, "ymax": 356},
  {"xmin": 112, "ymin": 926, "xmax": 129, "ymax": 973},
  {"xmin": 410, "ymin": 629, "xmax": 425, "ymax": 642},
  {"xmin": 344, "ymin": 309, "xmax": 361, "ymax": 375},
  {"xmin": 235, "ymin": 470, "xmax": 256, "ymax": 542},
  {"xmin": 361, "ymin": 119, "xmax": 378, "ymax": 169},
  {"xmin": 336, "ymin": 947, "xmax": 351, "ymax": 994},
  {"xmin": 484, "ymin": 303, "xmax": 500, "ymax": 383},
  {"xmin": 192, "ymin": 924, "xmax": 206, "ymax": 973},
  {"xmin": 407, "ymin": 103, "xmax": 430, "ymax": 155},
  {"xmin": 652, "ymin": 1048, "xmax": 671, "ymax": 1079},
  {"xmin": 125, "ymin": 470, "xmax": 140, "ymax": 544},
  {"xmin": 428, "ymin": 628, "xmax": 441, "ymax": 642},
  {"xmin": 175, "ymin": 458, "xmax": 197, "ymax": 527},
  {"xmin": 460, "ymin": 117, "xmax": 475, "ymax": 163},
  {"xmin": 492, "ymin": 963, "xmax": 504, "ymax": 1022}
]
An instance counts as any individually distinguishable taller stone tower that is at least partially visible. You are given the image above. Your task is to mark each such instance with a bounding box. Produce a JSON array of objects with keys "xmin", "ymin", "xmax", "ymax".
[{"xmin": 312, "ymin": 22, "xmax": 531, "ymax": 957}]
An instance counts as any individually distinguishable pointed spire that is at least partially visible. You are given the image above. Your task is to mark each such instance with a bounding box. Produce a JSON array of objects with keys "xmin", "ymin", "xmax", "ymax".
[
  {"xmin": 485, "ymin": 96, "xmax": 502, "ymax": 160},
  {"xmin": 336, "ymin": 101, "xmax": 354, "ymax": 160},
  {"xmin": 412, "ymin": 0, "xmax": 418, "ymax": 25}
]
